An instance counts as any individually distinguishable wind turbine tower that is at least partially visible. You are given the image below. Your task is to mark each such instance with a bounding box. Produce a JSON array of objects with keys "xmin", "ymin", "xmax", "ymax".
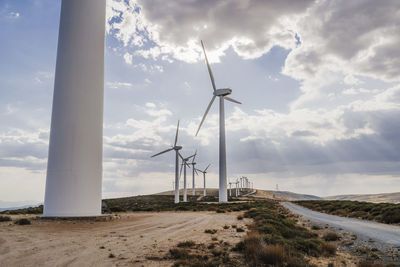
[
  {"xmin": 180, "ymin": 153, "xmax": 195, "ymax": 202},
  {"xmin": 152, "ymin": 121, "xmax": 183, "ymax": 204},
  {"xmin": 196, "ymin": 164, "xmax": 211, "ymax": 197},
  {"xmin": 44, "ymin": 0, "xmax": 106, "ymax": 217},
  {"xmin": 196, "ymin": 41, "xmax": 241, "ymax": 202},
  {"xmin": 190, "ymin": 151, "xmax": 198, "ymax": 196}
]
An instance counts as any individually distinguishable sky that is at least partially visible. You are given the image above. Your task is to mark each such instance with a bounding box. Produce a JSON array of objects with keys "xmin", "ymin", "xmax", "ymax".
[{"xmin": 1, "ymin": 0, "xmax": 400, "ymax": 206}]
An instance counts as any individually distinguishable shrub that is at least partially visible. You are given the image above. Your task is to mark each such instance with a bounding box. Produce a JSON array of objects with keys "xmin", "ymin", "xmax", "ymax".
[
  {"xmin": 14, "ymin": 218, "xmax": 31, "ymax": 225},
  {"xmin": 211, "ymin": 249, "xmax": 222, "ymax": 256},
  {"xmin": 223, "ymin": 225, "xmax": 230, "ymax": 229},
  {"xmin": 216, "ymin": 209, "xmax": 225, "ymax": 213},
  {"xmin": 108, "ymin": 253, "xmax": 115, "ymax": 258},
  {"xmin": 236, "ymin": 227, "xmax": 245, "ymax": 232},
  {"xmin": 177, "ymin": 241, "xmax": 195, "ymax": 248},
  {"xmin": 357, "ymin": 261, "xmax": 385, "ymax": 267},
  {"xmin": 243, "ymin": 235, "xmax": 263, "ymax": 263},
  {"xmin": 320, "ymin": 242, "xmax": 336, "ymax": 256},
  {"xmin": 323, "ymin": 232, "xmax": 340, "ymax": 241},
  {"xmin": 0, "ymin": 216, "xmax": 11, "ymax": 222},
  {"xmin": 232, "ymin": 241, "xmax": 244, "ymax": 251},
  {"xmin": 169, "ymin": 248, "xmax": 190, "ymax": 259},
  {"xmin": 109, "ymin": 206, "xmax": 125, "ymax": 212},
  {"xmin": 237, "ymin": 215, "xmax": 243, "ymax": 220},
  {"xmin": 204, "ymin": 229, "xmax": 217, "ymax": 234},
  {"xmin": 311, "ymin": 224, "xmax": 321, "ymax": 230},
  {"xmin": 260, "ymin": 245, "xmax": 285, "ymax": 265}
]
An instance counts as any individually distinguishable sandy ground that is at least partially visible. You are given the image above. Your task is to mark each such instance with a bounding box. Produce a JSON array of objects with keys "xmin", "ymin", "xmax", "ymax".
[{"xmin": 0, "ymin": 212, "xmax": 249, "ymax": 267}]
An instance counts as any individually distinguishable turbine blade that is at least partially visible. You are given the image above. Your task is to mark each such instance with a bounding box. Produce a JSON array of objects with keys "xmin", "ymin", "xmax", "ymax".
[
  {"xmin": 204, "ymin": 164, "xmax": 211, "ymax": 172},
  {"xmin": 194, "ymin": 168, "xmax": 199, "ymax": 175},
  {"xmin": 151, "ymin": 148, "xmax": 173, "ymax": 158},
  {"xmin": 179, "ymin": 162, "xmax": 183, "ymax": 178},
  {"xmin": 192, "ymin": 150, "xmax": 197, "ymax": 163},
  {"xmin": 174, "ymin": 120, "xmax": 180, "ymax": 147},
  {"xmin": 187, "ymin": 153, "xmax": 196, "ymax": 160},
  {"xmin": 224, "ymin": 96, "xmax": 242, "ymax": 104},
  {"xmin": 201, "ymin": 40, "xmax": 216, "ymax": 92},
  {"xmin": 178, "ymin": 151, "xmax": 185, "ymax": 161},
  {"xmin": 195, "ymin": 95, "xmax": 216, "ymax": 136}
]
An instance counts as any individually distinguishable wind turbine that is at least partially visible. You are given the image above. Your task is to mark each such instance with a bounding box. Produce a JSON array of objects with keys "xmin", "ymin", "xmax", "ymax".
[
  {"xmin": 179, "ymin": 152, "xmax": 196, "ymax": 202},
  {"xmin": 195, "ymin": 40, "xmax": 241, "ymax": 202},
  {"xmin": 196, "ymin": 164, "xmax": 211, "ymax": 197},
  {"xmin": 151, "ymin": 120, "xmax": 183, "ymax": 204},
  {"xmin": 190, "ymin": 151, "xmax": 198, "ymax": 196},
  {"xmin": 228, "ymin": 181, "xmax": 233, "ymax": 197}
]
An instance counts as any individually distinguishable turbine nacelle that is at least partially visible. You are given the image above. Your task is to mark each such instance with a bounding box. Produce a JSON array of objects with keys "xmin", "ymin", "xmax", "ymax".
[
  {"xmin": 173, "ymin": 146, "xmax": 182, "ymax": 150},
  {"xmin": 214, "ymin": 88, "xmax": 232, "ymax": 96}
]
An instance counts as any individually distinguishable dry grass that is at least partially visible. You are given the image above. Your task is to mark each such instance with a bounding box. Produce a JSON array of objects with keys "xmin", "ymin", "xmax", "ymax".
[
  {"xmin": 323, "ymin": 232, "xmax": 340, "ymax": 241},
  {"xmin": 242, "ymin": 232, "xmax": 286, "ymax": 266},
  {"xmin": 320, "ymin": 242, "xmax": 336, "ymax": 256}
]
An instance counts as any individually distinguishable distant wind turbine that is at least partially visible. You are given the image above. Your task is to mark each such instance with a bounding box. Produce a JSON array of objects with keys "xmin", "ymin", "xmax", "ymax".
[
  {"xmin": 179, "ymin": 152, "xmax": 196, "ymax": 202},
  {"xmin": 195, "ymin": 40, "xmax": 242, "ymax": 202},
  {"xmin": 151, "ymin": 120, "xmax": 183, "ymax": 204},
  {"xmin": 196, "ymin": 164, "xmax": 211, "ymax": 197},
  {"xmin": 189, "ymin": 151, "xmax": 199, "ymax": 196}
]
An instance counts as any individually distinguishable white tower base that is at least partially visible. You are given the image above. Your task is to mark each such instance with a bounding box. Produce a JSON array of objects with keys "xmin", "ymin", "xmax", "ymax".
[{"xmin": 43, "ymin": 0, "xmax": 106, "ymax": 217}]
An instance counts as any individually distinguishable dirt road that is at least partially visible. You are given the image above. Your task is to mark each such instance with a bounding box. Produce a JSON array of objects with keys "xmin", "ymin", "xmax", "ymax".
[
  {"xmin": 0, "ymin": 212, "xmax": 249, "ymax": 267},
  {"xmin": 283, "ymin": 202, "xmax": 400, "ymax": 247}
]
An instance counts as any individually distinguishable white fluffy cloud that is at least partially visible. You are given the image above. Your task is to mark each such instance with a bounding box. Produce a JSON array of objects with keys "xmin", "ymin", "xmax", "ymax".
[{"xmin": 107, "ymin": 0, "xmax": 313, "ymax": 63}]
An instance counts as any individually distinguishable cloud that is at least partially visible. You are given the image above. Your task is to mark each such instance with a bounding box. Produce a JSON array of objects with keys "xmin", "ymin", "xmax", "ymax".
[
  {"xmin": 283, "ymin": 0, "xmax": 400, "ymax": 82},
  {"xmin": 106, "ymin": 81, "xmax": 133, "ymax": 89},
  {"xmin": 107, "ymin": 0, "xmax": 314, "ymax": 63},
  {"xmin": 123, "ymin": 52, "xmax": 133, "ymax": 64}
]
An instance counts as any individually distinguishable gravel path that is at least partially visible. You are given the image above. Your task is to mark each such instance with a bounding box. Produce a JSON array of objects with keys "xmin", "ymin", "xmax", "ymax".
[{"xmin": 282, "ymin": 202, "xmax": 400, "ymax": 247}]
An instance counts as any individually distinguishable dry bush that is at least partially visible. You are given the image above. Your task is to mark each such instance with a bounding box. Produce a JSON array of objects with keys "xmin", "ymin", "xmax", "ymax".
[
  {"xmin": 177, "ymin": 240, "xmax": 195, "ymax": 248},
  {"xmin": 0, "ymin": 216, "xmax": 11, "ymax": 222},
  {"xmin": 14, "ymin": 218, "xmax": 31, "ymax": 225},
  {"xmin": 323, "ymin": 231, "xmax": 340, "ymax": 241},
  {"xmin": 320, "ymin": 242, "xmax": 336, "ymax": 256},
  {"xmin": 259, "ymin": 245, "xmax": 285, "ymax": 265},
  {"xmin": 169, "ymin": 248, "xmax": 190, "ymax": 259},
  {"xmin": 357, "ymin": 261, "xmax": 384, "ymax": 267},
  {"xmin": 243, "ymin": 234, "xmax": 263, "ymax": 263}
]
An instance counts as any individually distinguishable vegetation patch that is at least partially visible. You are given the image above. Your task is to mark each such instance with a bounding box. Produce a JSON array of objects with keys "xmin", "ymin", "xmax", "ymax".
[
  {"xmin": 241, "ymin": 200, "xmax": 329, "ymax": 266},
  {"xmin": 0, "ymin": 216, "xmax": 12, "ymax": 222},
  {"xmin": 295, "ymin": 200, "xmax": 400, "ymax": 224},
  {"xmin": 177, "ymin": 240, "xmax": 196, "ymax": 248},
  {"xmin": 168, "ymin": 239, "xmax": 239, "ymax": 266},
  {"xmin": 204, "ymin": 229, "xmax": 217, "ymax": 234},
  {"xmin": 0, "ymin": 205, "xmax": 43, "ymax": 215},
  {"xmin": 323, "ymin": 232, "xmax": 340, "ymax": 241},
  {"xmin": 14, "ymin": 218, "xmax": 31, "ymax": 225}
]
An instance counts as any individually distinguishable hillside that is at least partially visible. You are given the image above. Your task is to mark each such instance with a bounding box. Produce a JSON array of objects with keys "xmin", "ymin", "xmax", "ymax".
[
  {"xmin": 252, "ymin": 189, "xmax": 322, "ymax": 201},
  {"xmin": 155, "ymin": 188, "xmax": 322, "ymax": 201},
  {"xmin": 324, "ymin": 192, "xmax": 400, "ymax": 204}
]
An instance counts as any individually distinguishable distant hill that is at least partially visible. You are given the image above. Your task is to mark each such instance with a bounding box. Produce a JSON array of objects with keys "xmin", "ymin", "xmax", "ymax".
[
  {"xmin": 154, "ymin": 188, "xmax": 219, "ymax": 196},
  {"xmin": 0, "ymin": 201, "xmax": 41, "ymax": 212},
  {"xmin": 252, "ymin": 190, "xmax": 322, "ymax": 201},
  {"xmin": 324, "ymin": 192, "xmax": 400, "ymax": 204}
]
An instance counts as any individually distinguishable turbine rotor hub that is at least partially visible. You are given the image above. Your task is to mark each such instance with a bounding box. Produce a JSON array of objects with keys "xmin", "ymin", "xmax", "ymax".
[{"xmin": 214, "ymin": 88, "xmax": 232, "ymax": 96}]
